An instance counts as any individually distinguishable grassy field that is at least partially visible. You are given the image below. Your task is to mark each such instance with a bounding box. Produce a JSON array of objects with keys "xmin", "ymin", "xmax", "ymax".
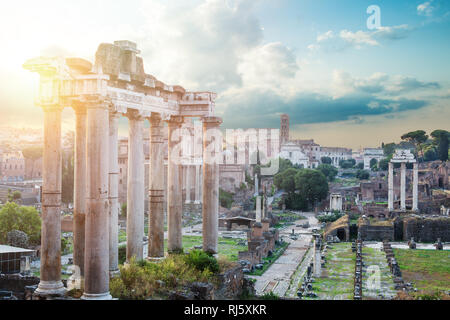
[
  {"xmin": 306, "ymin": 242, "xmax": 355, "ymax": 300},
  {"xmin": 163, "ymin": 235, "xmax": 247, "ymax": 261},
  {"xmin": 393, "ymin": 248, "xmax": 450, "ymax": 296}
]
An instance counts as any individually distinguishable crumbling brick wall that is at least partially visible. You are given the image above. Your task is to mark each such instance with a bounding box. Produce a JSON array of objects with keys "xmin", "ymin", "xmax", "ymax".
[{"xmin": 403, "ymin": 216, "xmax": 450, "ymax": 242}]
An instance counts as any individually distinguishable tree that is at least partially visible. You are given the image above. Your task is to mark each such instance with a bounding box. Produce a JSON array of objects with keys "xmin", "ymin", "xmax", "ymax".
[
  {"xmin": 321, "ymin": 157, "xmax": 332, "ymax": 165},
  {"xmin": 0, "ymin": 202, "xmax": 41, "ymax": 245},
  {"xmin": 317, "ymin": 164, "xmax": 338, "ymax": 182},
  {"xmin": 274, "ymin": 168, "xmax": 298, "ymax": 193},
  {"xmin": 294, "ymin": 169, "xmax": 328, "ymax": 209},
  {"xmin": 423, "ymin": 147, "xmax": 438, "ymax": 162},
  {"xmin": 370, "ymin": 158, "xmax": 378, "ymax": 169},
  {"xmin": 401, "ymin": 130, "xmax": 428, "ymax": 161},
  {"xmin": 278, "ymin": 158, "xmax": 294, "ymax": 173},
  {"xmin": 378, "ymin": 158, "xmax": 389, "ymax": 171},
  {"xmin": 339, "ymin": 160, "xmax": 353, "ymax": 169},
  {"xmin": 383, "ymin": 143, "xmax": 396, "ymax": 157},
  {"xmin": 431, "ymin": 130, "xmax": 449, "ymax": 162},
  {"xmin": 356, "ymin": 169, "xmax": 370, "ymax": 180},
  {"xmin": 356, "ymin": 162, "xmax": 364, "ymax": 170}
]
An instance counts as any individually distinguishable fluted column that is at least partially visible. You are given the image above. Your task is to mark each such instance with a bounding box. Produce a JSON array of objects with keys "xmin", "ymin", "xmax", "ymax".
[
  {"xmin": 400, "ymin": 162, "xmax": 406, "ymax": 211},
  {"xmin": 126, "ymin": 111, "xmax": 145, "ymax": 261},
  {"xmin": 82, "ymin": 99, "xmax": 111, "ymax": 300},
  {"xmin": 109, "ymin": 111, "xmax": 120, "ymax": 274},
  {"xmin": 166, "ymin": 116, "xmax": 184, "ymax": 253},
  {"xmin": 72, "ymin": 105, "xmax": 87, "ymax": 288},
  {"xmin": 194, "ymin": 165, "xmax": 201, "ymax": 204},
  {"xmin": 413, "ymin": 162, "xmax": 419, "ymax": 211},
  {"xmin": 388, "ymin": 162, "xmax": 394, "ymax": 211},
  {"xmin": 35, "ymin": 105, "xmax": 66, "ymax": 296},
  {"xmin": 185, "ymin": 165, "xmax": 192, "ymax": 204},
  {"xmin": 148, "ymin": 113, "xmax": 165, "ymax": 258},
  {"xmin": 202, "ymin": 116, "xmax": 222, "ymax": 254}
]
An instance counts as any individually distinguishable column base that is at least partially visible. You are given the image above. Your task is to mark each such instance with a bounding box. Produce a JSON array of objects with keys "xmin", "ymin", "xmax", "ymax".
[
  {"xmin": 81, "ymin": 292, "xmax": 113, "ymax": 300},
  {"xmin": 194, "ymin": 200, "xmax": 201, "ymax": 204},
  {"xmin": 35, "ymin": 280, "xmax": 66, "ymax": 296},
  {"xmin": 146, "ymin": 256, "xmax": 165, "ymax": 263},
  {"xmin": 109, "ymin": 269, "xmax": 121, "ymax": 278}
]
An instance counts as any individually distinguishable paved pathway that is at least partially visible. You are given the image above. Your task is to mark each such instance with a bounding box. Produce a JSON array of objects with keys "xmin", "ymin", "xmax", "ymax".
[{"xmin": 250, "ymin": 212, "xmax": 319, "ymax": 297}]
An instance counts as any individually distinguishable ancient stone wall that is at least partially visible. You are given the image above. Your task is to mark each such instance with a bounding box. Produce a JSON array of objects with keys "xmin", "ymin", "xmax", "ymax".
[
  {"xmin": 359, "ymin": 224, "xmax": 394, "ymax": 241},
  {"xmin": 402, "ymin": 216, "xmax": 450, "ymax": 242}
]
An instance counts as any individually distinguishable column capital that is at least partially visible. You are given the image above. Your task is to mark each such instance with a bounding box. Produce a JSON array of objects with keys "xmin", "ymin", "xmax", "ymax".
[
  {"xmin": 165, "ymin": 115, "xmax": 184, "ymax": 126},
  {"xmin": 125, "ymin": 109, "xmax": 145, "ymax": 121},
  {"xmin": 109, "ymin": 110, "xmax": 121, "ymax": 120},
  {"xmin": 148, "ymin": 112, "xmax": 163, "ymax": 125},
  {"xmin": 83, "ymin": 96, "xmax": 111, "ymax": 110},
  {"xmin": 202, "ymin": 116, "xmax": 222, "ymax": 126},
  {"xmin": 42, "ymin": 104, "xmax": 64, "ymax": 113}
]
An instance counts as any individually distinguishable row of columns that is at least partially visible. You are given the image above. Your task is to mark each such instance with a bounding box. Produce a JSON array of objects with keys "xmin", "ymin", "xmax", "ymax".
[
  {"xmin": 184, "ymin": 165, "xmax": 202, "ymax": 204},
  {"xmin": 36, "ymin": 100, "xmax": 222, "ymax": 299},
  {"xmin": 388, "ymin": 162, "xmax": 419, "ymax": 212}
]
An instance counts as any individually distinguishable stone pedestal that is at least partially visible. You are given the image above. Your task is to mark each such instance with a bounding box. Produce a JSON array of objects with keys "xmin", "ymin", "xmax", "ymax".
[
  {"xmin": 72, "ymin": 105, "xmax": 87, "ymax": 288},
  {"xmin": 167, "ymin": 116, "xmax": 184, "ymax": 253},
  {"xmin": 108, "ymin": 112, "xmax": 120, "ymax": 274},
  {"xmin": 35, "ymin": 106, "xmax": 66, "ymax": 296},
  {"xmin": 126, "ymin": 111, "xmax": 145, "ymax": 261},
  {"xmin": 388, "ymin": 162, "xmax": 394, "ymax": 211},
  {"xmin": 202, "ymin": 117, "xmax": 222, "ymax": 254},
  {"xmin": 148, "ymin": 114, "xmax": 165, "ymax": 258},
  {"xmin": 82, "ymin": 100, "xmax": 111, "ymax": 300}
]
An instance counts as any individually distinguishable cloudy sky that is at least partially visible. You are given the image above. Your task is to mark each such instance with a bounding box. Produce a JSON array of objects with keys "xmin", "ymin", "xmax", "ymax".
[{"xmin": 0, "ymin": 0, "xmax": 449, "ymax": 149}]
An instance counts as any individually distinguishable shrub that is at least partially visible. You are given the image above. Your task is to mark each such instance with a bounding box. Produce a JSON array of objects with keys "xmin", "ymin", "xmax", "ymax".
[
  {"xmin": 7, "ymin": 230, "xmax": 29, "ymax": 248},
  {"xmin": 184, "ymin": 249, "xmax": 219, "ymax": 273},
  {"xmin": 219, "ymin": 188, "xmax": 234, "ymax": 209},
  {"xmin": 260, "ymin": 291, "xmax": 280, "ymax": 300},
  {"xmin": 118, "ymin": 245, "xmax": 127, "ymax": 264},
  {"xmin": 0, "ymin": 202, "xmax": 41, "ymax": 245}
]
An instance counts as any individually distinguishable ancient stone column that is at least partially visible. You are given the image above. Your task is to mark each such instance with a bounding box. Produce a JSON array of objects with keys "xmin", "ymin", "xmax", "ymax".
[
  {"xmin": 108, "ymin": 111, "xmax": 120, "ymax": 274},
  {"xmin": 126, "ymin": 111, "xmax": 145, "ymax": 261},
  {"xmin": 388, "ymin": 162, "xmax": 394, "ymax": 211},
  {"xmin": 35, "ymin": 105, "xmax": 66, "ymax": 296},
  {"xmin": 166, "ymin": 116, "xmax": 184, "ymax": 253},
  {"xmin": 413, "ymin": 162, "xmax": 419, "ymax": 211},
  {"xmin": 256, "ymin": 196, "xmax": 262, "ymax": 223},
  {"xmin": 148, "ymin": 113, "xmax": 165, "ymax": 258},
  {"xmin": 72, "ymin": 105, "xmax": 87, "ymax": 288},
  {"xmin": 82, "ymin": 99, "xmax": 111, "ymax": 300},
  {"xmin": 313, "ymin": 235, "xmax": 322, "ymax": 278},
  {"xmin": 400, "ymin": 162, "xmax": 406, "ymax": 211},
  {"xmin": 202, "ymin": 116, "xmax": 223, "ymax": 254},
  {"xmin": 185, "ymin": 165, "xmax": 192, "ymax": 204},
  {"xmin": 194, "ymin": 165, "xmax": 201, "ymax": 204}
]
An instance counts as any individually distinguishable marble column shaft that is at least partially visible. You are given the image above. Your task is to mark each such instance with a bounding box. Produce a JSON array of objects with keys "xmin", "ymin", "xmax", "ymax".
[
  {"xmin": 126, "ymin": 112, "xmax": 145, "ymax": 261},
  {"xmin": 83, "ymin": 101, "xmax": 111, "ymax": 299},
  {"xmin": 167, "ymin": 116, "xmax": 184, "ymax": 253},
  {"xmin": 400, "ymin": 162, "xmax": 406, "ymax": 211},
  {"xmin": 202, "ymin": 117, "xmax": 222, "ymax": 254},
  {"xmin": 388, "ymin": 162, "xmax": 394, "ymax": 211},
  {"xmin": 413, "ymin": 163, "xmax": 419, "ymax": 211},
  {"xmin": 36, "ymin": 105, "xmax": 65, "ymax": 295},
  {"xmin": 148, "ymin": 114, "xmax": 165, "ymax": 258},
  {"xmin": 73, "ymin": 106, "xmax": 87, "ymax": 281},
  {"xmin": 108, "ymin": 112, "xmax": 120, "ymax": 273}
]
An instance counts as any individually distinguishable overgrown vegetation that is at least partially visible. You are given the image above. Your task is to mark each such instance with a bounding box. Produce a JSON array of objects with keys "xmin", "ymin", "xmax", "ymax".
[
  {"xmin": 0, "ymin": 202, "xmax": 41, "ymax": 246},
  {"xmin": 248, "ymin": 241, "xmax": 289, "ymax": 276},
  {"xmin": 219, "ymin": 188, "xmax": 234, "ymax": 209},
  {"xmin": 110, "ymin": 254, "xmax": 219, "ymax": 300},
  {"xmin": 318, "ymin": 212, "xmax": 344, "ymax": 223}
]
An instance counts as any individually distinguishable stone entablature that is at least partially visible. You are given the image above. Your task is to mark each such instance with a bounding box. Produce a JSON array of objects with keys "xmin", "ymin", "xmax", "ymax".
[{"xmin": 391, "ymin": 149, "xmax": 416, "ymax": 163}]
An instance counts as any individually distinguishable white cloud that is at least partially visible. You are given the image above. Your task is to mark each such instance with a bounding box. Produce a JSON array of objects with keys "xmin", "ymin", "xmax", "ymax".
[
  {"xmin": 417, "ymin": 1, "xmax": 435, "ymax": 16},
  {"xmin": 309, "ymin": 25, "xmax": 412, "ymax": 51}
]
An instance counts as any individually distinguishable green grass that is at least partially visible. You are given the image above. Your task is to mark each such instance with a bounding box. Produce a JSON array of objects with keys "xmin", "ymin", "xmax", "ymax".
[
  {"xmin": 305, "ymin": 243, "xmax": 355, "ymax": 300},
  {"xmin": 162, "ymin": 235, "xmax": 247, "ymax": 262},
  {"xmin": 393, "ymin": 248, "xmax": 450, "ymax": 295}
]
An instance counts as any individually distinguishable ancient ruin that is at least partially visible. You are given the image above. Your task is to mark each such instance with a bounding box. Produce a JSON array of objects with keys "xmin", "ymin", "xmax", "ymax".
[{"xmin": 23, "ymin": 40, "xmax": 222, "ymax": 299}]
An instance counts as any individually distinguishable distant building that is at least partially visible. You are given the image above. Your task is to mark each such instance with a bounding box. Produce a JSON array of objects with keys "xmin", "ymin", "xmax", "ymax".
[
  {"xmin": 280, "ymin": 142, "xmax": 309, "ymax": 168},
  {"xmin": 280, "ymin": 114, "xmax": 290, "ymax": 146},
  {"xmin": 0, "ymin": 151, "xmax": 25, "ymax": 182},
  {"xmin": 319, "ymin": 147, "xmax": 353, "ymax": 167},
  {"xmin": 363, "ymin": 148, "xmax": 385, "ymax": 169}
]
